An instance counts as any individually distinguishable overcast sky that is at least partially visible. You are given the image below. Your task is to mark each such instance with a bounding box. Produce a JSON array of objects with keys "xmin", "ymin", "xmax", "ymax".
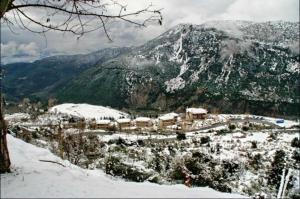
[{"xmin": 1, "ymin": 0, "xmax": 299, "ymax": 64}]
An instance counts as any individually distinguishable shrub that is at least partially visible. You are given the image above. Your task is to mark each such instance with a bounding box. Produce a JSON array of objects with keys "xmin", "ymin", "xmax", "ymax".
[
  {"xmin": 105, "ymin": 156, "xmax": 151, "ymax": 182},
  {"xmin": 212, "ymin": 183, "xmax": 232, "ymax": 193},
  {"xmin": 291, "ymin": 137, "xmax": 300, "ymax": 148},
  {"xmin": 216, "ymin": 129, "xmax": 230, "ymax": 135},
  {"xmin": 250, "ymin": 153, "xmax": 262, "ymax": 169},
  {"xmin": 269, "ymin": 133, "xmax": 277, "ymax": 140},
  {"xmin": 137, "ymin": 139, "xmax": 145, "ymax": 146},
  {"xmin": 228, "ymin": 124, "xmax": 236, "ymax": 130},
  {"xmin": 291, "ymin": 193, "xmax": 300, "ymax": 199},
  {"xmin": 200, "ymin": 136, "xmax": 211, "ymax": 144},
  {"xmin": 292, "ymin": 150, "xmax": 300, "ymax": 163},
  {"xmin": 242, "ymin": 126, "xmax": 249, "ymax": 131},
  {"xmin": 170, "ymin": 164, "xmax": 185, "ymax": 181},
  {"xmin": 176, "ymin": 132, "xmax": 186, "ymax": 140},
  {"xmin": 251, "ymin": 141, "xmax": 258, "ymax": 149},
  {"xmin": 222, "ymin": 160, "xmax": 240, "ymax": 174},
  {"xmin": 267, "ymin": 150, "xmax": 286, "ymax": 188}
]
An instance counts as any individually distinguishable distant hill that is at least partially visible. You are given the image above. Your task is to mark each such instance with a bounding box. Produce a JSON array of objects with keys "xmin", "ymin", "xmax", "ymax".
[{"xmin": 2, "ymin": 47, "xmax": 129, "ymax": 101}]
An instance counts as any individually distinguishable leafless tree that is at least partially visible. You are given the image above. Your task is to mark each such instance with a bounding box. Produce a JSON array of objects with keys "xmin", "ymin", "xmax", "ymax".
[{"xmin": 0, "ymin": 0, "xmax": 162, "ymax": 173}]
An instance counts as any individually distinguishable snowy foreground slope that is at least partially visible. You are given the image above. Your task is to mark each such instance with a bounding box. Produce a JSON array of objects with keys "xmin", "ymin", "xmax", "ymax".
[
  {"xmin": 1, "ymin": 135, "xmax": 247, "ymax": 198},
  {"xmin": 49, "ymin": 103, "xmax": 129, "ymax": 120}
]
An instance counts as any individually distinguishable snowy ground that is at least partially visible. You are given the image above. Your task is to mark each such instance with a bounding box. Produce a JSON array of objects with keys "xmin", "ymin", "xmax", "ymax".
[
  {"xmin": 219, "ymin": 114, "xmax": 299, "ymax": 128},
  {"xmin": 1, "ymin": 135, "xmax": 247, "ymax": 198},
  {"xmin": 49, "ymin": 103, "xmax": 129, "ymax": 120}
]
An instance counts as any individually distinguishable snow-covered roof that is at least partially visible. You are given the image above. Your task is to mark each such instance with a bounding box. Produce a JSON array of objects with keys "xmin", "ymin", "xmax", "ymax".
[
  {"xmin": 117, "ymin": 118, "xmax": 131, "ymax": 123},
  {"xmin": 135, "ymin": 117, "xmax": 151, "ymax": 122},
  {"xmin": 186, "ymin": 108, "xmax": 207, "ymax": 114},
  {"xmin": 159, "ymin": 112, "xmax": 179, "ymax": 121},
  {"xmin": 49, "ymin": 103, "xmax": 129, "ymax": 120},
  {"xmin": 96, "ymin": 120, "xmax": 111, "ymax": 125}
]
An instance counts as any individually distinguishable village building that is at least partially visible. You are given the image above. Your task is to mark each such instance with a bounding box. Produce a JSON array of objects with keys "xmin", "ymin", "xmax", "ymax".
[
  {"xmin": 186, "ymin": 108, "xmax": 208, "ymax": 121},
  {"xmin": 66, "ymin": 116, "xmax": 86, "ymax": 128},
  {"xmin": 89, "ymin": 118, "xmax": 114, "ymax": 130},
  {"xmin": 96, "ymin": 120, "xmax": 112, "ymax": 130},
  {"xmin": 117, "ymin": 118, "xmax": 132, "ymax": 130},
  {"xmin": 158, "ymin": 112, "xmax": 179, "ymax": 128},
  {"xmin": 135, "ymin": 117, "xmax": 152, "ymax": 128}
]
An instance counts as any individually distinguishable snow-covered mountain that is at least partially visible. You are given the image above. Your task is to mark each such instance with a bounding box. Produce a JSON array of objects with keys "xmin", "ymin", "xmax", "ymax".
[
  {"xmin": 1, "ymin": 134, "xmax": 247, "ymax": 198},
  {"xmin": 57, "ymin": 20, "xmax": 299, "ymax": 116},
  {"xmin": 3, "ymin": 20, "xmax": 299, "ymax": 116}
]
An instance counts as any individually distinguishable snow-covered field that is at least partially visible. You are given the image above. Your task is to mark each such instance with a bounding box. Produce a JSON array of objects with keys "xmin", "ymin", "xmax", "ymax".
[
  {"xmin": 1, "ymin": 135, "xmax": 247, "ymax": 198},
  {"xmin": 49, "ymin": 103, "xmax": 129, "ymax": 120},
  {"xmin": 4, "ymin": 113, "xmax": 31, "ymax": 124}
]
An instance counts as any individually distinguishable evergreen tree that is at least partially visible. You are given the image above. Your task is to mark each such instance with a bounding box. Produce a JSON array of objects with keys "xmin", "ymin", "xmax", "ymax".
[{"xmin": 267, "ymin": 150, "xmax": 286, "ymax": 188}]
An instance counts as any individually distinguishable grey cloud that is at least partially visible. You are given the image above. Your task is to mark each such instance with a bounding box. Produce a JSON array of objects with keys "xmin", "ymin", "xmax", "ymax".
[
  {"xmin": 1, "ymin": 41, "xmax": 40, "ymax": 64},
  {"xmin": 220, "ymin": 39, "xmax": 253, "ymax": 60},
  {"xmin": 1, "ymin": 0, "xmax": 299, "ymax": 63}
]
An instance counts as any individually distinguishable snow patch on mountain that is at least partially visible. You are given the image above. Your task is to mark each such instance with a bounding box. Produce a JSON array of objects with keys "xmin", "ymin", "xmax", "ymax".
[
  {"xmin": 286, "ymin": 62, "xmax": 300, "ymax": 73},
  {"xmin": 165, "ymin": 76, "xmax": 186, "ymax": 93}
]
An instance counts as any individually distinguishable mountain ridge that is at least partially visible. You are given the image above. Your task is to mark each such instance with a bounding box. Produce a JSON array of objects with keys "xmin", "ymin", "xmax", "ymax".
[{"xmin": 3, "ymin": 21, "xmax": 299, "ymax": 116}]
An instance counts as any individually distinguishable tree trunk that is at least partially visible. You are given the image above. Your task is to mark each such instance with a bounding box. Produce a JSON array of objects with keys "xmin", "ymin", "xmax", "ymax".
[{"xmin": 0, "ymin": 108, "xmax": 11, "ymax": 173}]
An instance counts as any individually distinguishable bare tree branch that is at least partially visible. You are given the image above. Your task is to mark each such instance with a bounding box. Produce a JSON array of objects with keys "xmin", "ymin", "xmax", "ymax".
[
  {"xmin": 1, "ymin": 0, "xmax": 163, "ymax": 40},
  {"xmin": 39, "ymin": 159, "xmax": 66, "ymax": 167}
]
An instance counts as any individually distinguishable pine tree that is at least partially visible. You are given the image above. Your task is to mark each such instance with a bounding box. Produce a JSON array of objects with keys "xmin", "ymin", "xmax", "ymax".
[{"xmin": 268, "ymin": 150, "xmax": 286, "ymax": 188}]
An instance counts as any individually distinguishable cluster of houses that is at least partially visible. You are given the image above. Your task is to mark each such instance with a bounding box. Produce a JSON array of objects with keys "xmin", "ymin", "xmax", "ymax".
[{"xmin": 80, "ymin": 107, "xmax": 208, "ymax": 131}]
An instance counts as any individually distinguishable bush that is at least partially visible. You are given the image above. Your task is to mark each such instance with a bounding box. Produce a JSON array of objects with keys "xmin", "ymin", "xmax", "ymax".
[
  {"xmin": 193, "ymin": 171, "xmax": 213, "ymax": 187},
  {"xmin": 105, "ymin": 156, "xmax": 151, "ymax": 182},
  {"xmin": 216, "ymin": 129, "xmax": 230, "ymax": 135},
  {"xmin": 170, "ymin": 164, "xmax": 185, "ymax": 181},
  {"xmin": 291, "ymin": 137, "xmax": 300, "ymax": 148},
  {"xmin": 176, "ymin": 132, "xmax": 186, "ymax": 140},
  {"xmin": 269, "ymin": 133, "xmax": 277, "ymax": 140},
  {"xmin": 291, "ymin": 193, "xmax": 300, "ymax": 199},
  {"xmin": 250, "ymin": 153, "xmax": 262, "ymax": 169},
  {"xmin": 212, "ymin": 183, "xmax": 232, "ymax": 193},
  {"xmin": 108, "ymin": 137, "xmax": 132, "ymax": 146},
  {"xmin": 222, "ymin": 160, "xmax": 240, "ymax": 174},
  {"xmin": 228, "ymin": 124, "xmax": 236, "ymax": 130},
  {"xmin": 137, "ymin": 139, "xmax": 145, "ymax": 146},
  {"xmin": 242, "ymin": 126, "xmax": 249, "ymax": 131},
  {"xmin": 200, "ymin": 136, "xmax": 210, "ymax": 144},
  {"xmin": 251, "ymin": 141, "xmax": 257, "ymax": 149},
  {"xmin": 267, "ymin": 150, "xmax": 286, "ymax": 187},
  {"xmin": 292, "ymin": 150, "xmax": 300, "ymax": 163}
]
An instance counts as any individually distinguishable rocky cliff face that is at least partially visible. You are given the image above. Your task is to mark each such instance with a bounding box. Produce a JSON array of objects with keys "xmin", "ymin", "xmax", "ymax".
[{"xmin": 57, "ymin": 21, "xmax": 299, "ymax": 116}]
